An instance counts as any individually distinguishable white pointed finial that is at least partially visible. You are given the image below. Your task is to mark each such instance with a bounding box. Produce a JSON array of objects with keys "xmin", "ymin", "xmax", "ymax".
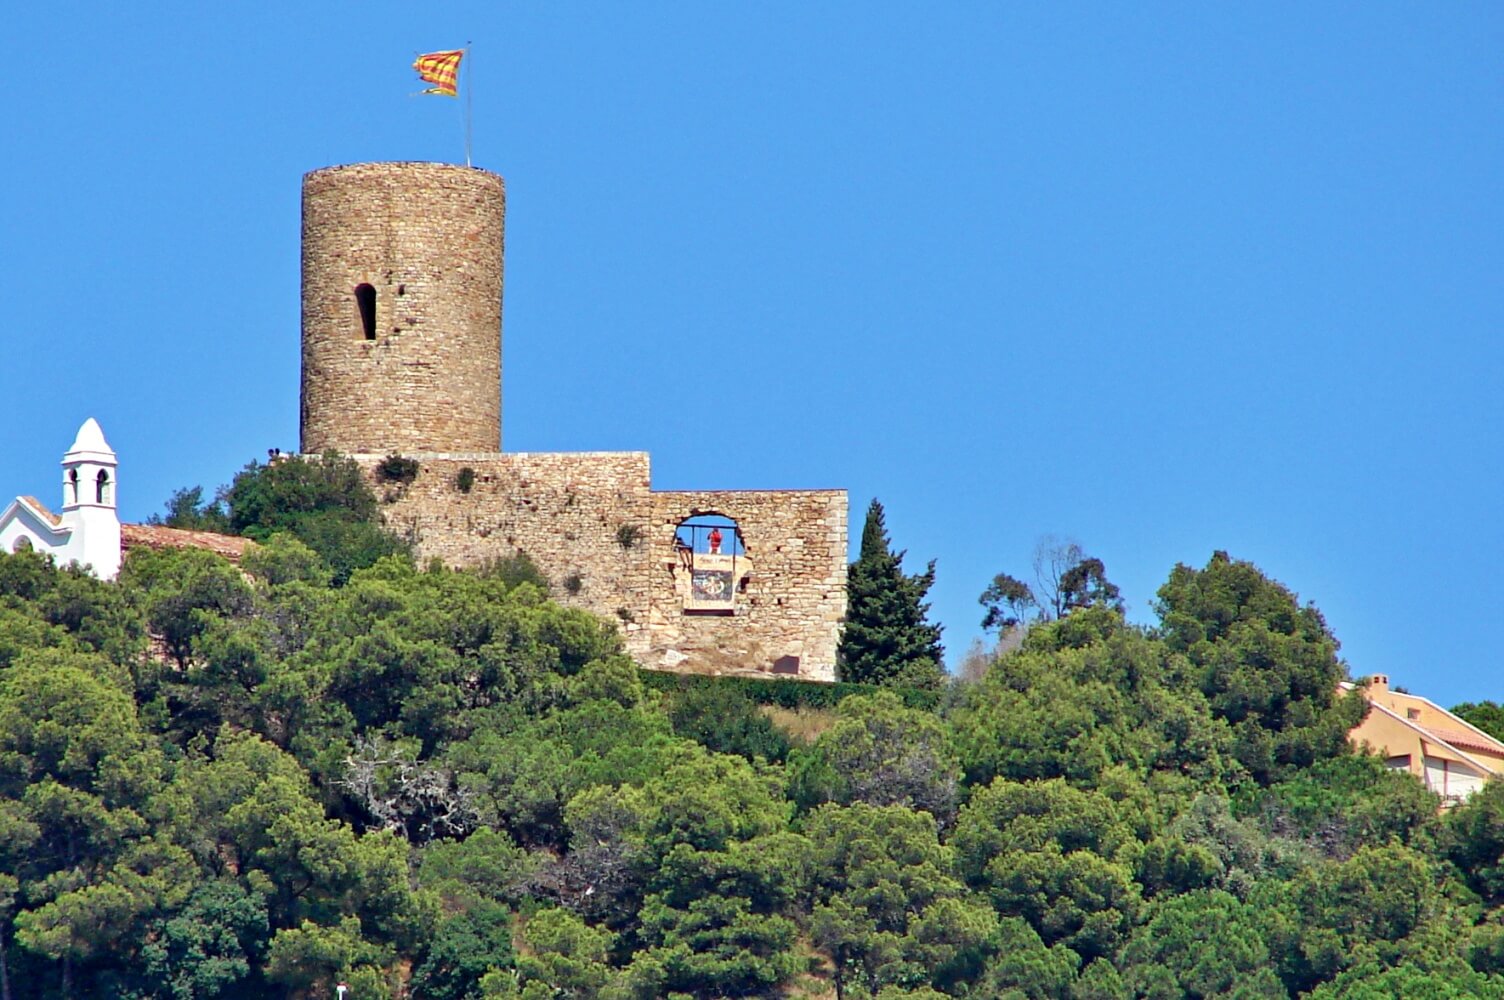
[{"xmin": 65, "ymin": 418, "xmax": 115, "ymax": 461}]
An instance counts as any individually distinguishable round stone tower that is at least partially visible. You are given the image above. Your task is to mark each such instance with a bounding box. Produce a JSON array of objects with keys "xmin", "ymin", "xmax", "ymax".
[{"xmin": 300, "ymin": 162, "xmax": 505, "ymax": 455}]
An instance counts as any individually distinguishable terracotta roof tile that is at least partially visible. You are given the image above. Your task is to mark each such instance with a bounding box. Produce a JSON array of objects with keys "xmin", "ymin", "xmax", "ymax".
[
  {"xmin": 121, "ymin": 524, "xmax": 252, "ymax": 563},
  {"xmin": 1423, "ymin": 727, "xmax": 1504, "ymax": 757},
  {"xmin": 18, "ymin": 496, "xmax": 61, "ymax": 527}
]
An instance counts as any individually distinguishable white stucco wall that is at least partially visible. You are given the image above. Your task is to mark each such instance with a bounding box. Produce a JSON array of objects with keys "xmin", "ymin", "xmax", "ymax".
[{"xmin": 0, "ymin": 419, "xmax": 123, "ymax": 579}]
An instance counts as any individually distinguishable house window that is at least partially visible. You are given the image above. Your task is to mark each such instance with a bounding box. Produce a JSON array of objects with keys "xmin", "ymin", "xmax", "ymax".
[
  {"xmin": 68, "ymin": 468, "xmax": 79, "ymax": 505},
  {"xmin": 12, "ymin": 536, "xmax": 33, "ymax": 553},
  {"xmin": 96, "ymin": 469, "xmax": 111, "ymax": 504},
  {"xmin": 1407, "ymin": 708, "xmax": 1421, "ymax": 721},
  {"xmin": 355, "ymin": 283, "xmax": 377, "ymax": 340}
]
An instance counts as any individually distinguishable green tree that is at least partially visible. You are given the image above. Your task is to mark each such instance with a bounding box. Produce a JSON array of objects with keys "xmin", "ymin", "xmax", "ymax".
[
  {"xmin": 0, "ymin": 550, "xmax": 143, "ymax": 674},
  {"xmin": 951, "ymin": 778, "xmax": 1137, "ymax": 884},
  {"xmin": 1270, "ymin": 843, "xmax": 1448, "ymax": 993},
  {"xmin": 9, "ymin": 506, "xmax": 1477, "ymax": 999},
  {"xmin": 542, "ymin": 829, "xmax": 808, "ymax": 998},
  {"xmin": 790, "ymin": 691, "xmax": 960, "ymax": 825},
  {"xmin": 170, "ymin": 452, "xmax": 414, "ymax": 584},
  {"xmin": 31, "ymin": 563, "xmax": 145, "ymax": 670},
  {"xmin": 875, "ymin": 988, "xmax": 952, "ymax": 1000},
  {"xmin": 418, "ymin": 827, "xmax": 536, "ymax": 906},
  {"xmin": 905, "ymin": 895, "xmax": 998, "ymax": 995},
  {"xmin": 838, "ymin": 500, "xmax": 944, "ymax": 689},
  {"xmin": 633, "ymin": 750, "xmax": 792, "ymax": 859},
  {"xmin": 264, "ymin": 916, "xmax": 394, "ymax": 999},
  {"xmin": 150, "ymin": 485, "xmax": 231, "ymax": 533},
  {"xmin": 1119, "ymin": 890, "xmax": 1283, "ymax": 999},
  {"xmin": 1155, "ymin": 551, "xmax": 1363, "ymax": 784},
  {"xmin": 1073, "ymin": 958, "xmax": 1131, "ymax": 1000},
  {"xmin": 225, "ymin": 453, "xmax": 377, "ymax": 534},
  {"xmin": 242, "ymin": 532, "xmax": 333, "ymax": 588},
  {"xmin": 633, "ymin": 892, "xmax": 803, "ymax": 998},
  {"xmin": 511, "ymin": 908, "xmax": 615, "ymax": 999},
  {"xmin": 450, "ymin": 700, "xmax": 679, "ymax": 850},
  {"xmin": 953, "ymin": 778, "xmax": 1143, "ymax": 963},
  {"xmin": 1253, "ymin": 754, "xmax": 1440, "ymax": 856},
  {"xmin": 1452, "ymin": 701, "xmax": 1504, "ymax": 744},
  {"xmin": 948, "ymin": 610, "xmax": 1240, "ymax": 791},
  {"xmin": 408, "ymin": 898, "xmax": 515, "ymax": 1000},
  {"xmin": 1305, "ymin": 962, "xmax": 1504, "ymax": 999},
  {"xmin": 0, "ymin": 651, "xmax": 174, "ymax": 996},
  {"xmin": 978, "ymin": 572, "xmax": 1038, "ymax": 633},
  {"xmin": 973, "ymin": 917, "xmax": 1078, "ymax": 999},
  {"xmin": 544, "ymin": 746, "xmax": 793, "ymax": 933},
  {"xmin": 1444, "ymin": 779, "xmax": 1504, "ymax": 906},
  {"xmin": 120, "ymin": 545, "xmax": 255, "ymax": 670},
  {"xmin": 136, "ymin": 879, "xmax": 269, "ymax": 1000},
  {"xmin": 987, "ymin": 845, "xmax": 1140, "ymax": 965},
  {"xmin": 1029, "ymin": 537, "xmax": 1122, "ymax": 621},
  {"xmin": 805, "ymin": 802, "xmax": 969, "ymax": 998},
  {"xmin": 1058, "ymin": 558, "xmax": 1124, "ymax": 615}
]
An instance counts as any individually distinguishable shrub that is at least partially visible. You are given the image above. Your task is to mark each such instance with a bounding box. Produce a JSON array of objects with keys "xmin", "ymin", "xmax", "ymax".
[
  {"xmin": 149, "ymin": 485, "xmax": 230, "ymax": 533},
  {"xmin": 668, "ymin": 682, "xmax": 792, "ymax": 762},
  {"xmin": 637, "ymin": 670, "xmax": 941, "ymax": 713},
  {"xmin": 219, "ymin": 452, "xmax": 411, "ymax": 584},
  {"xmin": 456, "ymin": 467, "xmax": 477, "ymax": 493},
  {"xmin": 376, "ymin": 454, "xmax": 420, "ymax": 485},
  {"xmin": 477, "ymin": 550, "xmax": 549, "ymax": 591}
]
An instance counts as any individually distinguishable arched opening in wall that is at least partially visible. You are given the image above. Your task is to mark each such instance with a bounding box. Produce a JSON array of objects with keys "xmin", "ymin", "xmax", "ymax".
[
  {"xmin": 96, "ymin": 470, "xmax": 111, "ymax": 505},
  {"xmin": 674, "ymin": 514, "xmax": 745, "ymax": 556},
  {"xmin": 673, "ymin": 513, "xmax": 748, "ymax": 614},
  {"xmin": 12, "ymin": 536, "xmax": 33, "ymax": 553},
  {"xmin": 67, "ymin": 469, "xmax": 79, "ymax": 505},
  {"xmin": 355, "ymin": 283, "xmax": 377, "ymax": 340}
]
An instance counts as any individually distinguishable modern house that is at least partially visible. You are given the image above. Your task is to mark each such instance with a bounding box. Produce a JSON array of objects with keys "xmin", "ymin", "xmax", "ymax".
[{"xmin": 1346, "ymin": 673, "xmax": 1504, "ymax": 804}]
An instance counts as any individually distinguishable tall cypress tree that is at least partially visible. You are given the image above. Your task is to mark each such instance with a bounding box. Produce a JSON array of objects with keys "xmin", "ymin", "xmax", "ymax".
[{"xmin": 838, "ymin": 499, "xmax": 945, "ymax": 689}]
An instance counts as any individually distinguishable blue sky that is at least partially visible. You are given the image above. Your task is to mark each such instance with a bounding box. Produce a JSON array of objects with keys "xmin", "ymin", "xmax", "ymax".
[{"xmin": 3, "ymin": 5, "xmax": 1500, "ymax": 705}]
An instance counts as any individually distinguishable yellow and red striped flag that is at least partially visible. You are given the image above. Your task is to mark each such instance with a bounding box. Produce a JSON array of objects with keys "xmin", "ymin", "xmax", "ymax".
[{"xmin": 413, "ymin": 49, "xmax": 464, "ymax": 97}]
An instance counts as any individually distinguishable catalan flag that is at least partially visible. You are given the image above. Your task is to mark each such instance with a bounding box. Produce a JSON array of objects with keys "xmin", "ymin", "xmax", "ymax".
[{"xmin": 413, "ymin": 49, "xmax": 464, "ymax": 97}]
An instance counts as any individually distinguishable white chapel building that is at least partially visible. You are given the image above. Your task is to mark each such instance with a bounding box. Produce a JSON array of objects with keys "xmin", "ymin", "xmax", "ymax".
[{"xmin": 0, "ymin": 418, "xmax": 122, "ymax": 579}]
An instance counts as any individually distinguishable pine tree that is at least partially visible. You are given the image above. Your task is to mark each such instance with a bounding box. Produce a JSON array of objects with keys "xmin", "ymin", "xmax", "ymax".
[{"xmin": 838, "ymin": 499, "xmax": 945, "ymax": 689}]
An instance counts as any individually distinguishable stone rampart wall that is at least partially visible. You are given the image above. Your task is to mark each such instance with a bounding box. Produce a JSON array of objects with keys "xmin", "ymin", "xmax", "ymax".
[
  {"xmin": 359, "ymin": 452, "xmax": 845, "ymax": 682},
  {"xmin": 643, "ymin": 489, "xmax": 846, "ymax": 681}
]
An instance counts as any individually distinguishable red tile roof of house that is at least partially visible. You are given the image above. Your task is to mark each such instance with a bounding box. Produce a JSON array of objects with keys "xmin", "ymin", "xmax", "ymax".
[
  {"xmin": 121, "ymin": 524, "xmax": 252, "ymax": 563},
  {"xmin": 1423, "ymin": 727, "xmax": 1504, "ymax": 758}
]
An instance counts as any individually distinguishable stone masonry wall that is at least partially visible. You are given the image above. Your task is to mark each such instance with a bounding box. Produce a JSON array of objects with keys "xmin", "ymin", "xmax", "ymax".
[
  {"xmin": 360, "ymin": 452, "xmax": 846, "ymax": 682},
  {"xmin": 301, "ymin": 163, "xmax": 505, "ymax": 455},
  {"xmin": 643, "ymin": 490, "xmax": 846, "ymax": 681},
  {"xmin": 371, "ymin": 452, "xmax": 655, "ymax": 624}
]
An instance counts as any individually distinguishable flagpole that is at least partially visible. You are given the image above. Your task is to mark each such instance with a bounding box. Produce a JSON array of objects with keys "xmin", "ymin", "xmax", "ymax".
[{"xmin": 464, "ymin": 41, "xmax": 473, "ymax": 167}]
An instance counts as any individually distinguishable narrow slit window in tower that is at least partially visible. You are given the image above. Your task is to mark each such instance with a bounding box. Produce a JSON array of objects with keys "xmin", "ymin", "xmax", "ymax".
[{"xmin": 355, "ymin": 283, "xmax": 377, "ymax": 340}]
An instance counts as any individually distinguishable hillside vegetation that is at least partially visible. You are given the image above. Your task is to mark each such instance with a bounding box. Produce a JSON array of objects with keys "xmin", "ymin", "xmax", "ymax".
[{"xmin": 4, "ymin": 507, "xmax": 1504, "ymax": 996}]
